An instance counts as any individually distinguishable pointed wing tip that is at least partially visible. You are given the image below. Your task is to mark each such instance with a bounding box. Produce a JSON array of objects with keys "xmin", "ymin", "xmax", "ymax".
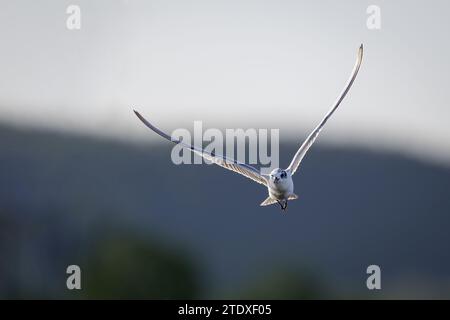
[{"xmin": 133, "ymin": 109, "xmax": 147, "ymax": 123}]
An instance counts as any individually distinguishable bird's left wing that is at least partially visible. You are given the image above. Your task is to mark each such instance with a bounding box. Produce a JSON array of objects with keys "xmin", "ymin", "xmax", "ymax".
[
  {"xmin": 134, "ymin": 110, "xmax": 268, "ymax": 186},
  {"xmin": 287, "ymin": 44, "xmax": 364, "ymax": 176}
]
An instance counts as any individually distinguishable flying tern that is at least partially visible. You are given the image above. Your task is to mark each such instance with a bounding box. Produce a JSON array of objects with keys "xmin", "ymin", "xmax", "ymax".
[{"xmin": 134, "ymin": 44, "xmax": 363, "ymax": 210}]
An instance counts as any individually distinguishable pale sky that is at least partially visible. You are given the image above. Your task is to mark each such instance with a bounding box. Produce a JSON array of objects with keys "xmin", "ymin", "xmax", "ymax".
[{"xmin": 0, "ymin": 0, "xmax": 449, "ymax": 166}]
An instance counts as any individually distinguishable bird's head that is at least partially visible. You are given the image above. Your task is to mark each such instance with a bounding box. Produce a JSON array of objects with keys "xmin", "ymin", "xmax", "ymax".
[{"xmin": 269, "ymin": 168, "xmax": 288, "ymax": 184}]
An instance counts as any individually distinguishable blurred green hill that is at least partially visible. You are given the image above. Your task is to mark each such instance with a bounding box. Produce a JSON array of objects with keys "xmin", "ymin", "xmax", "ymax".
[{"xmin": 1, "ymin": 124, "xmax": 450, "ymax": 299}]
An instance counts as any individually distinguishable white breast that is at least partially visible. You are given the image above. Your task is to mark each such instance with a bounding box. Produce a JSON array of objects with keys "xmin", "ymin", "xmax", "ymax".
[{"xmin": 268, "ymin": 176, "xmax": 294, "ymax": 200}]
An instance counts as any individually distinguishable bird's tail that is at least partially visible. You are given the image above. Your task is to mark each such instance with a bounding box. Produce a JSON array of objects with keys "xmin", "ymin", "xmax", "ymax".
[{"xmin": 260, "ymin": 194, "xmax": 298, "ymax": 206}]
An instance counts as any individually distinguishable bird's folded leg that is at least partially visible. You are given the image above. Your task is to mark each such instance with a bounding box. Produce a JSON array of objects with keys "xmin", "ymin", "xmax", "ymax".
[
  {"xmin": 277, "ymin": 200, "xmax": 284, "ymax": 210},
  {"xmin": 277, "ymin": 200, "xmax": 288, "ymax": 211}
]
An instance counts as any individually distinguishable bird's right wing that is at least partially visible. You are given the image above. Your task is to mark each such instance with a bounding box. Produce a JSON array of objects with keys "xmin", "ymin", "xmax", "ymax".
[
  {"xmin": 287, "ymin": 44, "xmax": 363, "ymax": 176},
  {"xmin": 134, "ymin": 110, "xmax": 268, "ymax": 186}
]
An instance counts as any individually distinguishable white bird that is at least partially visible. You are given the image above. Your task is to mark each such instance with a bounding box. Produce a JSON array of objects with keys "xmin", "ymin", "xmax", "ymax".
[{"xmin": 134, "ymin": 44, "xmax": 363, "ymax": 211}]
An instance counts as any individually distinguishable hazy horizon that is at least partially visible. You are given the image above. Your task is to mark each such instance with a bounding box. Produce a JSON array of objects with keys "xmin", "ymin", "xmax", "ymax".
[{"xmin": 0, "ymin": 0, "xmax": 449, "ymax": 167}]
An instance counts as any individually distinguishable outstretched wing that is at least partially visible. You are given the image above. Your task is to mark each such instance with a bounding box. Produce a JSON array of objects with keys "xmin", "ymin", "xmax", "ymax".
[
  {"xmin": 134, "ymin": 110, "xmax": 268, "ymax": 186},
  {"xmin": 287, "ymin": 44, "xmax": 364, "ymax": 175}
]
